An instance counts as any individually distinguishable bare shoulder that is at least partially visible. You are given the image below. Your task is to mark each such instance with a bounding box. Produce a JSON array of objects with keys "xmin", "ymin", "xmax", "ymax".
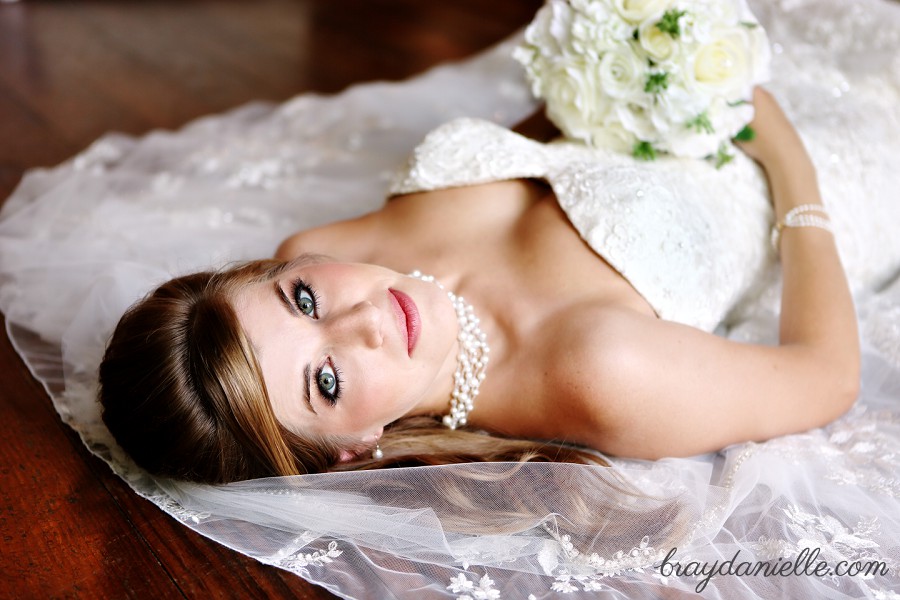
[
  {"xmin": 549, "ymin": 307, "xmax": 858, "ymax": 460},
  {"xmin": 275, "ymin": 213, "xmax": 384, "ymax": 262},
  {"xmin": 535, "ymin": 307, "xmax": 649, "ymax": 440},
  {"xmin": 546, "ymin": 307, "xmax": 730, "ymax": 458},
  {"xmin": 276, "ymin": 180, "xmax": 543, "ymax": 263}
]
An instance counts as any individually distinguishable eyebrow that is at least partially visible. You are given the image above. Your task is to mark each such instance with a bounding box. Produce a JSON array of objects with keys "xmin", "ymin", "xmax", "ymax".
[
  {"xmin": 274, "ymin": 280, "xmax": 298, "ymax": 316},
  {"xmin": 273, "ymin": 280, "xmax": 316, "ymax": 415},
  {"xmin": 303, "ymin": 364, "xmax": 317, "ymax": 415}
]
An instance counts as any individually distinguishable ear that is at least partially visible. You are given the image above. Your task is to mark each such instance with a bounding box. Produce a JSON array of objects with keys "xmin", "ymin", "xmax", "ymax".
[
  {"xmin": 360, "ymin": 427, "xmax": 384, "ymax": 445},
  {"xmin": 336, "ymin": 427, "xmax": 385, "ymax": 463},
  {"xmin": 337, "ymin": 448, "xmax": 357, "ymax": 463}
]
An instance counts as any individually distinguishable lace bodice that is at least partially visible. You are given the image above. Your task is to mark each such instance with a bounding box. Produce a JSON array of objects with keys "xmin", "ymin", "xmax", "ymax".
[
  {"xmin": 390, "ymin": 118, "xmax": 773, "ymax": 331},
  {"xmin": 390, "ymin": 34, "xmax": 900, "ymax": 341}
]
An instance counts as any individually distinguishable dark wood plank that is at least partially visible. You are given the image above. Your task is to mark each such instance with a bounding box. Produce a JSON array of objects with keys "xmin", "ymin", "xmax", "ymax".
[
  {"xmin": 0, "ymin": 1, "xmax": 542, "ymax": 598},
  {"xmin": 0, "ymin": 317, "xmax": 190, "ymax": 599}
]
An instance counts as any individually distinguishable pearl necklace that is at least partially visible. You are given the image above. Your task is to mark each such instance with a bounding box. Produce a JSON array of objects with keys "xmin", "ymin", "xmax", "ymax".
[{"xmin": 408, "ymin": 271, "xmax": 490, "ymax": 429}]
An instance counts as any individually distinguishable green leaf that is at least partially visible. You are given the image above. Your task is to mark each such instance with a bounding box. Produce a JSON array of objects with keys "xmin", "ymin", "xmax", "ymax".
[
  {"xmin": 686, "ymin": 112, "xmax": 714, "ymax": 134},
  {"xmin": 734, "ymin": 125, "xmax": 755, "ymax": 142},
  {"xmin": 644, "ymin": 72, "xmax": 670, "ymax": 95},
  {"xmin": 633, "ymin": 141, "xmax": 658, "ymax": 161},
  {"xmin": 727, "ymin": 99, "xmax": 750, "ymax": 107},
  {"xmin": 655, "ymin": 9, "xmax": 687, "ymax": 37},
  {"xmin": 739, "ymin": 21, "xmax": 758, "ymax": 29},
  {"xmin": 714, "ymin": 144, "xmax": 735, "ymax": 169}
]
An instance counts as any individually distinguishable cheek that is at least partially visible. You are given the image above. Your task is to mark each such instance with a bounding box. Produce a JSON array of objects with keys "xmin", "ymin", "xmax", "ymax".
[
  {"xmin": 344, "ymin": 363, "xmax": 410, "ymax": 425},
  {"xmin": 341, "ymin": 360, "xmax": 388, "ymax": 422}
]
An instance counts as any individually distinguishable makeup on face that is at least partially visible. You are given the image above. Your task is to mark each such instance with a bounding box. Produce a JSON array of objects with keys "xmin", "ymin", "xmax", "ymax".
[
  {"xmin": 388, "ymin": 288, "xmax": 420, "ymax": 356},
  {"xmin": 236, "ymin": 260, "xmax": 460, "ymax": 441}
]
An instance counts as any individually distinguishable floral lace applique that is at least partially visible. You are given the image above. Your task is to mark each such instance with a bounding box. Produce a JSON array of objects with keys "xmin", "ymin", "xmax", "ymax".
[
  {"xmin": 824, "ymin": 411, "xmax": 900, "ymax": 498},
  {"xmin": 753, "ymin": 404, "xmax": 900, "ymax": 499},
  {"xmin": 446, "ymin": 572, "xmax": 501, "ymax": 600},
  {"xmin": 277, "ymin": 540, "xmax": 343, "ymax": 571},
  {"xmin": 751, "ymin": 505, "xmax": 898, "ymax": 584},
  {"xmin": 263, "ymin": 533, "xmax": 342, "ymax": 574}
]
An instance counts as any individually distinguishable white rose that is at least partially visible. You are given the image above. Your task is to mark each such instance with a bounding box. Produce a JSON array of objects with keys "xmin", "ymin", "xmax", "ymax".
[
  {"xmin": 677, "ymin": 9, "xmax": 712, "ymax": 46},
  {"xmin": 513, "ymin": 46, "xmax": 549, "ymax": 98},
  {"xmin": 744, "ymin": 22, "xmax": 772, "ymax": 86},
  {"xmin": 571, "ymin": 11, "xmax": 631, "ymax": 57},
  {"xmin": 543, "ymin": 58, "xmax": 611, "ymax": 143},
  {"xmin": 615, "ymin": 102, "xmax": 656, "ymax": 142},
  {"xmin": 590, "ymin": 120, "xmax": 638, "ymax": 154},
  {"xmin": 707, "ymin": 94, "xmax": 755, "ymax": 139},
  {"xmin": 571, "ymin": 2, "xmax": 632, "ymax": 55},
  {"xmin": 691, "ymin": 27, "xmax": 752, "ymax": 100},
  {"xmin": 523, "ymin": 1, "xmax": 574, "ymax": 60},
  {"xmin": 570, "ymin": 14, "xmax": 606, "ymax": 59},
  {"xmin": 598, "ymin": 46, "xmax": 646, "ymax": 99},
  {"xmin": 613, "ymin": 0, "xmax": 672, "ymax": 24},
  {"xmin": 648, "ymin": 82, "xmax": 704, "ymax": 135},
  {"xmin": 698, "ymin": 0, "xmax": 740, "ymax": 26},
  {"xmin": 665, "ymin": 125, "xmax": 719, "ymax": 158},
  {"xmin": 663, "ymin": 95, "xmax": 755, "ymax": 158},
  {"xmin": 638, "ymin": 19, "xmax": 676, "ymax": 61},
  {"xmin": 667, "ymin": 101, "xmax": 720, "ymax": 157}
]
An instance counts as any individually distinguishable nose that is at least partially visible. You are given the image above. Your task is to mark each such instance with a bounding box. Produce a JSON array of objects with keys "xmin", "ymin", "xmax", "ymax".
[{"xmin": 327, "ymin": 301, "xmax": 383, "ymax": 349}]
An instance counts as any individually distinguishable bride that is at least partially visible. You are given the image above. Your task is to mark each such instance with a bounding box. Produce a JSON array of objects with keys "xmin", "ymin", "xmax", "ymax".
[
  {"xmin": 98, "ymin": 88, "xmax": 860, "ymax": 483},
  {"xmin": 4, "ymin": 0, "xmax": 899, "ymax": 596}
]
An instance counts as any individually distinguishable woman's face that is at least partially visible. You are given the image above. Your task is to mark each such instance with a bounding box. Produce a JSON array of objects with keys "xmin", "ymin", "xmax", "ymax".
[{"xmin": 234, "ymin": 260, "xmax": 459, "ymax": 445}]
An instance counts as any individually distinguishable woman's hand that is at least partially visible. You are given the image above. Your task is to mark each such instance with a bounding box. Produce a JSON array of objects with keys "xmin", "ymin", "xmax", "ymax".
[
  {"xmin": 734, "ymin": 88, "xmax": 813, "ymax": 177},
  {"xmin": 735, "ymin": 87, "xmax": 820, "ymax": 219},
  {"xmin": 733, "ymin": 88, "xmax": 789, "ymax": 162}
]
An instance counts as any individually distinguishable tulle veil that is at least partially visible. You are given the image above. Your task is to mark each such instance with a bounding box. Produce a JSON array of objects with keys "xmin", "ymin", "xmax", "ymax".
[{"xmin": 1, "ymin": 0, "xmax": 900, "ymax": 597}]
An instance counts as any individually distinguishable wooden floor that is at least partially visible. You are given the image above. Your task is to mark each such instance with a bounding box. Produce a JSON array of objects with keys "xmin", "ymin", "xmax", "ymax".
[{"xmin": 0, "ymin": 1, "xmax": 541, "ymax": 597}]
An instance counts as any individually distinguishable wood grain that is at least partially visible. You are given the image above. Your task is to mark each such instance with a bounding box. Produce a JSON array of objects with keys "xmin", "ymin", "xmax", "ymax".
[{"xmin": 0, "ymin": 1, "xmax": 541, "ymax": 598}]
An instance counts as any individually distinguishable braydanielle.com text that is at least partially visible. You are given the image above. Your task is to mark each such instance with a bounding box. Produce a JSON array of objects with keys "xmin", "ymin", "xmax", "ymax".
[{"xmin": 657, "ymin": 547, "xmax": 891, "ymax": 593}]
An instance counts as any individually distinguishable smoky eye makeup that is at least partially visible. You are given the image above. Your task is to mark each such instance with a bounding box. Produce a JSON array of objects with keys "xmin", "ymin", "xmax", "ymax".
[
  {"xmin": 287, "ymin": 277, "xmax": 344, "ymax": 407},
  {"xmin": 291, "ymin": 278, "xmax": 320, "ymax": 317},
  {"xmin": 316, "ymin": 360, "xmax": 344, "ymax": 406}
]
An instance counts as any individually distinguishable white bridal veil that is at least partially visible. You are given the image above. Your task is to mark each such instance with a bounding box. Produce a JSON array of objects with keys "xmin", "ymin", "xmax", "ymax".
[{"xmin": 2, "ymin": 0, "xmax": 900, "ymax": 597}]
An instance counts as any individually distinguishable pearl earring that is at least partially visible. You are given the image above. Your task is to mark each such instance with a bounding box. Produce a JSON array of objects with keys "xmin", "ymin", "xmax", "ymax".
[{"xmin": 372, "ymin": 443, "xmax": 383, "ymax": 460}]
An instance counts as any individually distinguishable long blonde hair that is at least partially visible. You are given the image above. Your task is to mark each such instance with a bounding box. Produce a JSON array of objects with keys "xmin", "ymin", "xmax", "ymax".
[{"xmin": 99, "ymin": 259, "xmax": 606, "ymax": 484}]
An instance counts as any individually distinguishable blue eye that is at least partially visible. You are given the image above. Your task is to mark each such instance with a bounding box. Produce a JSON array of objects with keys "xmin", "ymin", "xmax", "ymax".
[
  {"xmin": 292, "ymin": 280, "xmax": 318, "ymax": 316},
  {"xmin": 317, "ymin": 362, "xmax": 342, "ymax": 405}
]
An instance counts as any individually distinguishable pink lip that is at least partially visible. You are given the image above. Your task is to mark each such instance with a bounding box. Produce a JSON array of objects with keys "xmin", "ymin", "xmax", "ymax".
[{"xmin": 388, "ymin": 288, "xmax": 420, "ymax": 356}]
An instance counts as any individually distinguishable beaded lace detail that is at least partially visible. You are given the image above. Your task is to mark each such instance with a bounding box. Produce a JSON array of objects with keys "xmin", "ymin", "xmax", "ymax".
[{"xmin": 390, "ymin": 117, "xmax": 774, "ymax": 332}]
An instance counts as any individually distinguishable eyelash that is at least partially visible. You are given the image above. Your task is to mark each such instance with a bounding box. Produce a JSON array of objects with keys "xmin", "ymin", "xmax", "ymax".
[
  {"xmin": 291, "ymin": 278, "xmax": 343, "ymax": 405},
  {"xmin": 291, "ymin": 278, "xmax": 320, "ymax": 317},
  {"xmin": 319, "ymin": 362, "xmax": 344, "ymax": 406}
]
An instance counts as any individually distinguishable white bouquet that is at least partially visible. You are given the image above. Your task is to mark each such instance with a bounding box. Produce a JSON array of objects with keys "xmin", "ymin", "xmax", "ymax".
[{"xmin": 513, "ymin": 0, "xmax": 771, "ymax": 165}]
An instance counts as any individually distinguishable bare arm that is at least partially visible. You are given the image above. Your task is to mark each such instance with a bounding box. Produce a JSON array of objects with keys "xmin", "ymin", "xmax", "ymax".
[
  {"xmin": 738, "ymin": 88, "xmax": 859, "ymax": 386},
  {"xmin": 585, "ymin": 88, "xmax": 860, "ymax": 458},
  {"xmin": 738, "ymin": 88, "xmax": 859, "ymax": 370}
]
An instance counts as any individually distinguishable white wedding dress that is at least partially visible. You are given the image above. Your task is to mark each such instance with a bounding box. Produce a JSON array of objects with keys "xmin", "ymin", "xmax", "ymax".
[{"xmin": 1, "ymin": 0, "xmax": 899, "ymax": 598}]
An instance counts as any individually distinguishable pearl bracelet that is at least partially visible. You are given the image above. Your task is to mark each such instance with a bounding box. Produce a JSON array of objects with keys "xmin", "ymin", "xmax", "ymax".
[{"xmin": 771, "ymin": 204, "xmax": 833, "ymax": 251}]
